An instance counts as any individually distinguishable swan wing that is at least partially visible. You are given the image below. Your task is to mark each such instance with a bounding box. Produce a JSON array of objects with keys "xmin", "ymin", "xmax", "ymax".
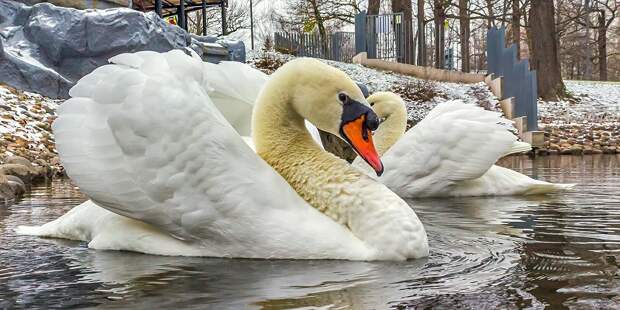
[
  {"xmin": 52, "ymin": 50, "xmax": 364, "ymax": 258},
  {"xmin": 203, "ymin": 61, "xmax": 323, "ymax": 148},
  {"xmin": 380, "ymin": 100, "xmax": 518, "ymax": 196},
  {"xmin": 202, "ymin": 61, "xmax": 268, "ymax": 136}
]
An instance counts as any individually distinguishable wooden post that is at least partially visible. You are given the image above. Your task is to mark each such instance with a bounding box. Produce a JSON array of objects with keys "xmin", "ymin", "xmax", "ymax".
[
  {"xmin": 179, "ymin": 0, "xmax": 186, "ymax": 30},
  {"xmin": 202, "ymin": 0, "xmax": 207, "ymax": 35},
  {"xmin": 155, "ymin": 0, "xmax": 162, "ymax": 17},
  {"xmin": 221, "ymin": 1, "xmax": 227, "ymax": 36},
  {"xmin": 250, "ymin": 0, "xmax": 254, "ymax": 49}
]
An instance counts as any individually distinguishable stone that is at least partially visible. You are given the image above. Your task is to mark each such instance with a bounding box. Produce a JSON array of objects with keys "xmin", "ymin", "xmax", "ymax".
[
  {"xmin": 0, "ymin": 164, "xmax": 34, "ymax": 183},
  {"xmin": 6, "ymin": 175, "xmax": 26, "ymax": 196},
  {"xmin": 0, "ymin": 2, "xmax": 245, "ymax": 99},
  {"xmin": 4, "ymin": 156, "xmax": 34, "ymax": 169},
  {"xmin": 0, "ymin": 174, "xmax": 16, "ymax": 202},
  {"xmin": 570, "ymin": 145, "xmax": 583, "ymax": 155}
]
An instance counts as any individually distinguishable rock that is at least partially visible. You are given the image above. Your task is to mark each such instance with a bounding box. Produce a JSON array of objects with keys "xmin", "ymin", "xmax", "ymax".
[
  {"xmin": 0, "ymin": 174, "xmax": 16, "ymax": 202},
  {"xmin": 0, "ymin": 164, "xmax": 34, "ymax": 183},
  {"xmin": 33, "ymin": 159, "xmax": 53, "ymax": 178},
  {"xmin": 592, "ymin": 148, "xmax": 603, "ymax": 154},
  {"xmin": 0, "ymin": 2, "xmax": 245, "ymax": 99},
  {"xmin": 4, "ymin": 156, "xmax": 34, "ymax": 169},
  {"xmin": 548, "ymin": 149, "xmax": 559, "ymax": 155},
  {"xmin": 6, "ymin": 175, "xmax": 26, "ymax": 196}
]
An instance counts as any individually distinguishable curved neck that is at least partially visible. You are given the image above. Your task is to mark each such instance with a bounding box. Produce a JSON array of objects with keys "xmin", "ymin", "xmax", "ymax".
[
  {"xmin": 373, "ymin": 111, "xmax": 407, "ymax": 155},
  {"xmin": 252, "ymin": 81, "xmax": 361, "ymax": 205}
]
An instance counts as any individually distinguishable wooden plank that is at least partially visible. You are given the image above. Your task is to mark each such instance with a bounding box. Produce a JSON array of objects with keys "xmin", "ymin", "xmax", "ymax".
[
  {"xmin": 499, "ymin": 97, "xmax": 515, "ymax": 119},
  {"xmin": 522, "ymin": 131, "xmax": 544, "ymax": 148},
  {"xmin": 513, "ymin": 116, "xmax": 527, "ymax": 134}
]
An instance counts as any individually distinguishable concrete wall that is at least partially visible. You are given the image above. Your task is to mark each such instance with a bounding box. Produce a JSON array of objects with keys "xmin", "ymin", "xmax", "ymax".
[{"xmin": 353, "ymin": 52, "xmax": 486, "ymax": 84}]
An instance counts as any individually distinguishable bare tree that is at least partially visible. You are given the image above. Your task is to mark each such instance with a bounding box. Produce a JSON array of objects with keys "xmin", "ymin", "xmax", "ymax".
[
  {"xmin": 511, "ymin": 0, "xmax": 520, "ymax": 59},
  {"xmin": 417, "ymin": 0, "xmax": 426, "ymax": 66},
  {"xmin": 368, "ymin": 0, "xmax": 380, "ymax": 14},
  {"xmin": 187, "ymin": 0, "xmax": 250, "ymax": 36},
  {"xmin": 458, "ymin": 0, "xmax": 470, "ymax": 71},
  {"xmin": 529, "ymin": 0, "xmax": 566, "ymax": 100}
]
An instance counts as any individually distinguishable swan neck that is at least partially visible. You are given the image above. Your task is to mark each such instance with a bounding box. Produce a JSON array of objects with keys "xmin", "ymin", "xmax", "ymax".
[{"xmin": 374, "ymin": 111, "xmax": 407, "ymax": 155}]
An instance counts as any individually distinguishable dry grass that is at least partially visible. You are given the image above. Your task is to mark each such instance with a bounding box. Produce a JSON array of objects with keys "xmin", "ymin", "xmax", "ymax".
[{"xmin": 391, "ymin": 80, "xmax": 445, "ymax": 103}]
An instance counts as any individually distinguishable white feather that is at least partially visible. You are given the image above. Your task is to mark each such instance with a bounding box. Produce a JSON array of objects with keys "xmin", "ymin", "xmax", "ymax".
[{"xmin": 19, "ymin": 50, "xmax": 391, "ymax": 260}]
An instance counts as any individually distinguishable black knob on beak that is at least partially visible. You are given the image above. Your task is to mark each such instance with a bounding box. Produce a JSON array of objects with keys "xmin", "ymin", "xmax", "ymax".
[{"xmin": 365, "ymin": 111, "xmax": 380, "ymax": 131}]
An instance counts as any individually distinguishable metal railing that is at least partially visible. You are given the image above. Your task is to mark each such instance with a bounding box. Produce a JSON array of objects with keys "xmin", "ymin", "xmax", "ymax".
[
  {"xmin": 274, "ymin": 31, "xmax": 356, "ymax": 63},
  {"xmin": 357, "ymin": 12, "xmax": 415, "ymax": 64}
]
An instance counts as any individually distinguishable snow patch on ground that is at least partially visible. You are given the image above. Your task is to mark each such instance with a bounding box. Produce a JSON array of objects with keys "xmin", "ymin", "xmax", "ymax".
[
  {"xmin": 248, "ymin": 51, "xmax": 500, "ymax": 125},
  {"xmin": 0, "ymin": 84, "xmax": 60, "ymax": 165},
  {"xmin": 539, "ymin": 81, "xmax": 620, "ymax": 124}
]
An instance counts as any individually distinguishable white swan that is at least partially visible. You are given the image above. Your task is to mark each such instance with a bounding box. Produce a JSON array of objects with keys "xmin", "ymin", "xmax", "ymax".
[
  {"xmin": 352, "ymin": 92, "xmax": 575, "ymax": 197},
  {"xmin": 18, "ymin": 50, "xmax": 428, "ymax": 261},
  {"xmin": 196, "ymin": 63, "xmax": 574, "ymax": 197}
]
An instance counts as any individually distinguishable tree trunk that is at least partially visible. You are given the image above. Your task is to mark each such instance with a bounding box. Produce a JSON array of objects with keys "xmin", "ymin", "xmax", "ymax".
[
  {"xmin": 433, "ymin": 0, "xmax": 445, "ymax": 68},
  {"xmin": 528, "ymin": 0, "xmax": 566, "ymax": 100},
  {"xmin": 308, "ymin": 0, "xmax": 329, "ymax": 57},
  {"xmin": 459, "ymin": 0, "xmax": 470, "ymax": 72},
  {"xmin": 583, "ymin": 0, "xmax": 593, "ymax": 80},
  {"xmin": 486, "ymin": 0, "xmax": 494, "ymax": 28},
  {"xmin": 368, "ymin": 0, "xmax": 380, "ymax": 15},
  {"xmin": 511, "ymin": 0, "xmax": 520, "ymax": 59},
  {"xmin": 392, "ymin": 0, "xmax": 415, "ymax": 64},
  {"xmin": 598, "ymin": 10, "xmax": 607, "ymax": 81},
  {"xmin": 417, "ymin": 0, "xmax": 426, "ymax": 66}
]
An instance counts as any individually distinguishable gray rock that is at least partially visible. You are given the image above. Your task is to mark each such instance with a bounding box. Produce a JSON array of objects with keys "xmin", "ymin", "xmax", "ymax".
[
  {"xmin": 0, "ymin": 2, "xmax": 245, "ymax": 98},
  {"xmin": 6, "ymin": 175, "xmax": 26, "ymax": 196}
]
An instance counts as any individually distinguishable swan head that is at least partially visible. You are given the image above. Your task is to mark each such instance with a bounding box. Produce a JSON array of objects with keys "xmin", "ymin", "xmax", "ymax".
[
  {"xmin": 367, "ymin": 92, "xmax": 407, "ymax": 123},
  {"xmin": 272, "ymin": 58, "xmax": 384, "ymax": 175}
]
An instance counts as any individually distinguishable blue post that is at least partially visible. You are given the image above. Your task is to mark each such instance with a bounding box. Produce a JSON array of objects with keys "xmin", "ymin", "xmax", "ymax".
[
  {"xmin": 486, "ymin": 27, "xmax": 497, "ymax": 75},
  {"xmin": 355, "ymin": 12, "xmax": 367, "ymax": 55},
  {"xmin": 528, "ymin": 70, "xmax": 538, "ymax": 130}
]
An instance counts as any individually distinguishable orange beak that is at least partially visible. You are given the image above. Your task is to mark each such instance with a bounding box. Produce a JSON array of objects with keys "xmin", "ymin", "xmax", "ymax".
[{"xmin": 341, "ymin": 114, "xmax": 384, "ymax": 176}]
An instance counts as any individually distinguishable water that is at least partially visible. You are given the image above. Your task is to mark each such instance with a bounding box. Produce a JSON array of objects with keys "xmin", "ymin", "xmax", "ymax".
[{"xmin": 1, "ymin": 155, "xmax": 619, "ymax": 309}]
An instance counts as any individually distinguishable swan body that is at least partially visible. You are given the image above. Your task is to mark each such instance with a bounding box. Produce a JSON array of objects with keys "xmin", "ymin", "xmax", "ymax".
[
  {"xmin": 353, "ymin": 92, "xmax": 575, "ymax": 197},
  {"xmin": 18, "ymin": 51, "xmax": 428, "ymax": 260}
]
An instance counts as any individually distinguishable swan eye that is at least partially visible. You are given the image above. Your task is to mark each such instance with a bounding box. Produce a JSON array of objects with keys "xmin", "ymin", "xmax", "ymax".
[
  {"xmin": 370, "ymin": 102, "xmax": 375, "ymax": 107},
  {"xmin": 338, "ymin": 93, "xmax": 348, "ymax": 104}
]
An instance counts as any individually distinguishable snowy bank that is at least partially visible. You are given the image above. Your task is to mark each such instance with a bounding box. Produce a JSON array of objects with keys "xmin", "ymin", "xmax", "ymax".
[
  {"xmin": 538, "ymin": 81, "xmax": 620, "ymax": 155},
  {"xmin": 0, "ymin": 83, "xmax": 61, "ymax": 203}
]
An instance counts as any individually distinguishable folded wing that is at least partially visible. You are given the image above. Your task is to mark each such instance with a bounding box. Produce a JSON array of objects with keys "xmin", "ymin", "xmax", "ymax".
[
  {"xmin": 53, "ymin": 50, "xmax": 342, "ymax": 249},
  {"xmin": 380, "ymin": 101, "xmax": 523, "ymax": 196}
]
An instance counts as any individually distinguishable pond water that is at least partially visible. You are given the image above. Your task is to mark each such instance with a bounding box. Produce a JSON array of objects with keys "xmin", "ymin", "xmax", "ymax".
[{"xmin": 1, "ymin": 155, "xmax": 619, "ymax": 309}]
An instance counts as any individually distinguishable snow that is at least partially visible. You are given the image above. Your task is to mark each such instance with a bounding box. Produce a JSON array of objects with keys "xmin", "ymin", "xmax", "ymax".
[
  {"xmin": 0, "ymin": 84, "xmax": 60, "ymax": 163},
  {"xmin": 539, "ymin": 80, "xmax": 620, "ymax": 125},
  {"xmin": 248, "ymin": 51, "xmax": 500, "ymax": 125}
]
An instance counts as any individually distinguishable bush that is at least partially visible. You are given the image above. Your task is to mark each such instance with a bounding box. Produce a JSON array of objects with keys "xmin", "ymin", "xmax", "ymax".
[{"xmin": 391, "ymin": 80, "xmax": 444, "ymax": 103}]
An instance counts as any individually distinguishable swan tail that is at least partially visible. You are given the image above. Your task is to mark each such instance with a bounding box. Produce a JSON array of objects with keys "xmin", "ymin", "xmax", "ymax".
[
  {"xmin": 15, "ymin": 200, "xmax": 103, "ymax": 241},
  {"xmin": 504, "ymin": 141, "xmax": 532, "ymax": 156},
  {"xmin": 520, "ymin": 181, "xmax": 576, "ymax": 195},
  {"xmin": 451, "ymin": 166, "xmax": 576, "ymax": 197}
]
